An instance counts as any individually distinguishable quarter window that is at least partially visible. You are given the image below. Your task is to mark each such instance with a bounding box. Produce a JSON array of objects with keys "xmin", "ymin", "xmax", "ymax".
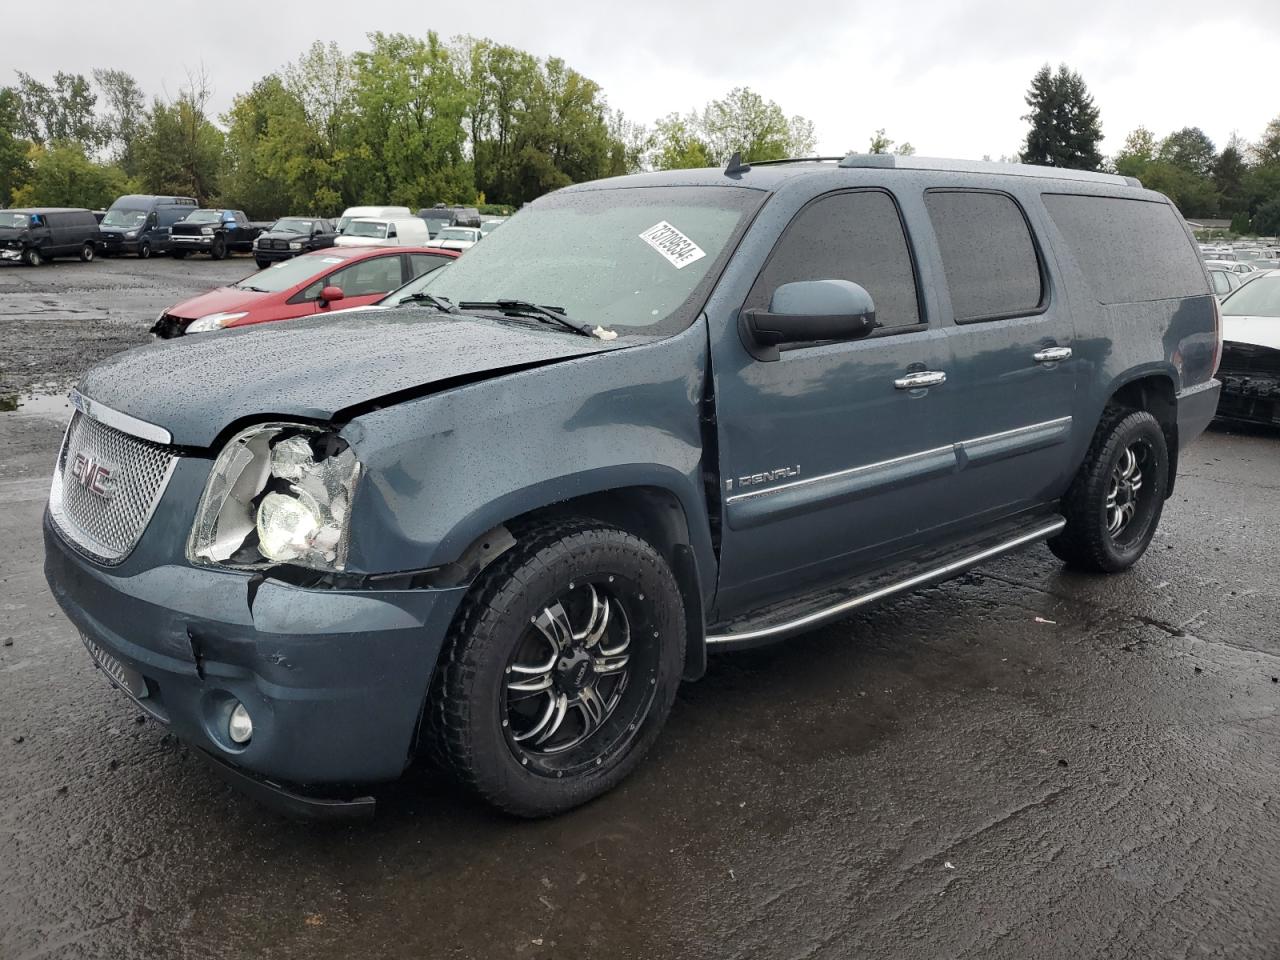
[
  {"xmin": 747, "ymin": 190, "xmax": 921, "ymax": 329},
  {"xmin": 924, "ymin": 191, "xmax": 1043, "ymax": 322}
]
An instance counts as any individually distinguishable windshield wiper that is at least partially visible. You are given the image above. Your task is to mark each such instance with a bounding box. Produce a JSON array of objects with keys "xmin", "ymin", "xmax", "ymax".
[
  {"xmin": 458, "ymin": 300, "xmax": 616, "ymax": 340},
  {"xmin": 237, "ymin": 284, "xmax": 269, "ymax": 292},
  {"xmin": 399, "ymin": 292, "xmax": 459, "ymax": 313}
]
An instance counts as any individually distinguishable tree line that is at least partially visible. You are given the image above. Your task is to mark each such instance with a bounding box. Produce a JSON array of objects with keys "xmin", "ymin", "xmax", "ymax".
[
  {"xmin": 1, "ymin": 43, "xmax": 1278, "ymax": 234},
  {"xmin": 1020, "ymin": 63, "xmax": 1280, "ymax": 233}
]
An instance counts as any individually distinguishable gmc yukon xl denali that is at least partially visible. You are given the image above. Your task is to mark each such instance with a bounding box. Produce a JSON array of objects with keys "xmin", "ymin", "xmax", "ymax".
[{"xmin": 43, "ymin": 155, "xmax": 1221, "ymax": 819}]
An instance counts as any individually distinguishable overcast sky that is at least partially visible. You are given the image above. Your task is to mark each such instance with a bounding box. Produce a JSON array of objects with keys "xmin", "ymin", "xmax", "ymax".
[{"xmin": 6, "ymin": 0, "xmax": 1278, "ymax": 159}]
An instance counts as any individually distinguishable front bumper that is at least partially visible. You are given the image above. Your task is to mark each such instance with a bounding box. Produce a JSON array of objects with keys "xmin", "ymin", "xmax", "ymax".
[
  {"xmin": 100, "ymin": 235, "xmax": 140, "ymax": 253},
  {"xmin": 253, "ymin": 247, "xmax": 303, "ymax": 261},
  {"xmin": 1, "ymin": 246, "xmax": 23, "ymax": 261},
  {"xmin": 1216, "ymin": 343, "xmax": 1280, "ymax": 425},
  {"xmin": 171, "ymin": 234, "xmax": 214, "ymax": 248},
  {"xmin": 44, "ymin": 511, "xmax": 467, "ymax": 801}
]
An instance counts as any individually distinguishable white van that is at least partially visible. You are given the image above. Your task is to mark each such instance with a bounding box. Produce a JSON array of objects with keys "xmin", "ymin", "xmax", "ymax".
[
  {"xmin": 335, "ymin": 205, "xmax": 412, "ymax": 233},
  {"xmin": 335, "ymin": 217, "xmax": 430, "ymax": 248}
]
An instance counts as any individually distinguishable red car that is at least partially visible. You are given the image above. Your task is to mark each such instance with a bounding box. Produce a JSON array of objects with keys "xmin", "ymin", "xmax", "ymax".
[{"xmin": 151, "ymin": 246, "xmax": 458, "ymax": 337}]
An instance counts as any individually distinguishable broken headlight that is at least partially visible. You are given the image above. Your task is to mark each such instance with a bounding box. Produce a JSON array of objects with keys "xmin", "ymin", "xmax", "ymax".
[{"xmin": 187, "ymin": 424, "xmax": 361, "ymax": 572}]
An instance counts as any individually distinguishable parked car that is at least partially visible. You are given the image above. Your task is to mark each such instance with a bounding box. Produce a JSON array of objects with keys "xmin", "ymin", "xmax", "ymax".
[
  {"xmin": 427, "ymin": 225, "xmax": 482, "ymax": 251},
  {"xmin": 1208, "ymin": 267, "xmax": 1242, "ymax": 299},
  {"xmin": 253, "ymin": 217, "xmax": 338, "ymax": 268},
  {"xmin": 149, "ymin": 246, "xmax": 455, "ymax": 337},
  {"xmin": 417, "ymin": 204, "xmax": 482, "ymax": 238},
  {"xmin": 169, "ymin": 209, "xmax": 261, "ymax": 260},
  {"xmin": 479, "ymin": 218, "xmax": 506, "ymax": 237},
  {"xmin": 98, "ymin": 195, "xmax": 197, "ymax": 258},
  {"xmin": 1215, "ymin": 271, "xmax": 1280, "ymax": 425},
  {"xmin": 335, "ymin": 205, "xmax": 411, "ymax": 233},
  {"xmin": 43, "ymin": 155, "xmax": 1219, "ymax": 819},
  {"xmin": 1205, "ymin": 259, "xmax": 1257, "ymax": 276},
  {"xmin": 0, "ymin": 208, "xmax": 100, "ymax": 266},
  {"xmin": 335, "ymin": 216, "xmax": 430, "ymax": 247}
]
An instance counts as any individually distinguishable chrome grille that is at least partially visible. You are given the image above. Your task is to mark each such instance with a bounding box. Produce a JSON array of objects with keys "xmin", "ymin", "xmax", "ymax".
[{"xmin": 49, "ymin": 411, "xmax": 177, "ymax": 564}]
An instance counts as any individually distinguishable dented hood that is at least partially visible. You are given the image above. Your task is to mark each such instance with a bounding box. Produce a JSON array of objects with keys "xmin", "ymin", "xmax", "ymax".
[{"xmin": 78, "ymin": 308, "xmax": 628, "ymax": 447}]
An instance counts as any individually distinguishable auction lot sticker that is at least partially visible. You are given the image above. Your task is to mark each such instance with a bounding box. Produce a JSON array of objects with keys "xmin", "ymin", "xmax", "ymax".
[{"xmin": 639, "ymin": 221, "xmax": 707, "ymax": 269}]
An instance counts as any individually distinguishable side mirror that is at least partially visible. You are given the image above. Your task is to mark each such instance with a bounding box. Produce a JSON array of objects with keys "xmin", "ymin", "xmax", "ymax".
[
  {"xmin": 742, "ymin": 279, "xmax": 878, "ymax": 361},
  {"xmin": 319, "ymin": 285, "xmax": 345, "ymax": 304}
]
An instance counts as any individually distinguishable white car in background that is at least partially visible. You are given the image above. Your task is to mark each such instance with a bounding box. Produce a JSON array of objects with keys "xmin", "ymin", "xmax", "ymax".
[
  {"xmin": 335, "ymin": 205, "xmax": 411, "ymax": 233},
  {"xmin": 428, "ymin": 226, "xmax": 482, "ymax": 252},
  {"xmin": 335, "ymin": 216, "xmax": 431, "ymax": 247}
]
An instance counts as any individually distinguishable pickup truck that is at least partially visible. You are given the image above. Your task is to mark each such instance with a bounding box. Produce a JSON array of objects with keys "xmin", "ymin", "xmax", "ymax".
[
  {"xmin": 43, "ymin": 154, "xmax": 1220, "ymax": 821},
  {"xmin": 169, "ymin": 210, "xmax": 261, "ymax": 260}
]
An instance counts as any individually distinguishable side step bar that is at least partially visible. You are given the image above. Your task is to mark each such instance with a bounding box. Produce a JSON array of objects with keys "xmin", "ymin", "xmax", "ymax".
[{"xmin": 706, "ymin": 517, "xmax": 1066, "ymax": 649}]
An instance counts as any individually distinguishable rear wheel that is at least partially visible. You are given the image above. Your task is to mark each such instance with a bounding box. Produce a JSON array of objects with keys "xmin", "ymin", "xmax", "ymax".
[
  {"xmin": 22, "ymin": 247, "xmax": 41, "ymax": 267},
  {"xmin": 1049, "ymin": 408, "xmax": 1168, "ymax": 573},
  {"xmin": 428, "ymin": 521, "xmax": 685, "ymax": 817},
  {"xmin": 79, "ymin": 242, "xmax": 95, "ymax": 263}
]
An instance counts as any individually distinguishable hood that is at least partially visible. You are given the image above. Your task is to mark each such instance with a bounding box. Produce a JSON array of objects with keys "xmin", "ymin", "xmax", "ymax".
[
  {"xmin": 258, "ymin": 229, "xmax": 307, "ymax": 241},
  {"xmin": 1223, "ymin": 315, "xmax": 1280, "ymax": 351},
  {"xmin": 77, "ymin": 309, "xmax": 630, "ymax": 447},
  {"xmin": 166, "ymin": 286, "xmax": 267, "ymax": 321}
]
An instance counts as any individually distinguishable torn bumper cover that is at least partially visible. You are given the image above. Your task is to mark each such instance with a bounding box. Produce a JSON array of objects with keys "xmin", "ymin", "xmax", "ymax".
[
  {"xmin": 43, "ymin": 510, "xmax": 467, "ymax": 808},
  {"xmin": 1216, "ymin": 341, "xmax": 1280, "ymax": 425}
]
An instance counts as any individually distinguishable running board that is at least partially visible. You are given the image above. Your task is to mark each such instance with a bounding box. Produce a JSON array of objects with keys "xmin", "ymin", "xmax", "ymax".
[{"xmin": 705, "ymin": 516, "xmax": 1065, "ymax": 649}]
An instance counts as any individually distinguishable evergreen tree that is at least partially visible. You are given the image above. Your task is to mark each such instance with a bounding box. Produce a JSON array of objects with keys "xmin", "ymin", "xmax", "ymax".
[{"xmin": 1019, "ymin": 64, "xmax": 1103, "ymax": 171}]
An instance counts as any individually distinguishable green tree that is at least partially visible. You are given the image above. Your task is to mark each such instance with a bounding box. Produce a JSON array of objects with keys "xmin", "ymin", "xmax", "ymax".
[
  {"xmin": 135, "ymin": 77, "xmax": 225, "ymax": 203},
  {"xmin": 1140, "ymin": 161, "xmax": 1219, "ymax": 217},
  {"xmin": 1250, "ymin": 115, "xmax": 1280, "ymax": 167},
  {"xmin": 13, "ymin": 71, "xmax": 101, "ymax": 146},
  {"xmin": 0, "ymin": 88, "xmax": 32, "ymax": 205},
  {"xmin": 1112, "ymin": 126, "xmax": 1157, "ymax": 178},
  {"xmin": 10, "ymin": 142, "xmax": 129, "ymax": 208},
  {"xmin": 867, "ymin": 128, "xmax": 914, "ymax": 156},
  {"xmin": 1214, "ymin": 135, "xmax": 1249, "ymax": 216},
  {"xmin": 221, "ymin": 75, "xmax": 319, "ymax": 217},
  {"xmin": 1019, "ymin": 64, "xmax": 1103, "ymax": 170},
  {"xmin": 651, "ymin": 112, "xmax": 713, "ymax": 170},
  {"xmin": 93, "ymin": 69, "xmax": 147, "ymax": 177},
  {"xmin": 1158, "ymin": 127, "xmax": 1216, "ymax": 178},
  {"xmin": 701, "ymin": 87, "xmax": 815, "ymax": 163},
  {"xmin": 1254, "ymin": 198, "xmax": 1280, "ymax": 235}
]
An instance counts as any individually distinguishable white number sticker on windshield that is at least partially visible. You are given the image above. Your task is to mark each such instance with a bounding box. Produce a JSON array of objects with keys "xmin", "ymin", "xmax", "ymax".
[{"xmin": 638, "ymin": 221, "xmax": 707, "ymax": 269}]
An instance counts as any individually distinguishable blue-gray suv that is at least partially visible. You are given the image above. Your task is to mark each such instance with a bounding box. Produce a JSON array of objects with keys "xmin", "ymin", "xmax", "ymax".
[{"xmin": 43, "ymin": 155, "xmax": 1222, "ymax": 818}]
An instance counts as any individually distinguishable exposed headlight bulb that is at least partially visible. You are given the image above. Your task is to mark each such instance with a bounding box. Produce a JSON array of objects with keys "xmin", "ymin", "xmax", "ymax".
[{"xmin": 256, "ymin": 488, "xmax": 322, "ymax": 562}]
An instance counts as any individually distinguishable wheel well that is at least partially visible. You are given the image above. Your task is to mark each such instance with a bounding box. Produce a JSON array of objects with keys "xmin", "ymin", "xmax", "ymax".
[
  {"xmin": 1109, "ymin": 374, "xmax": 1179, "ymax": 496},
  {"xmin": 506, "ymin": 487, "xmax": 708, "ymax": 681}
]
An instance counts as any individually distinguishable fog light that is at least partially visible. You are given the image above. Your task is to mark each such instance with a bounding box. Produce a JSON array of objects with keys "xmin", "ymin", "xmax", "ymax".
[{"xmin": 228, "ymin": 702, "xmax": 253, "ymax": 744}]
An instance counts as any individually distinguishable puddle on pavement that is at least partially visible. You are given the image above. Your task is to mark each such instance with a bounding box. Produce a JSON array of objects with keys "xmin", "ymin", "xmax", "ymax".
[{"xmin": 0, "ymin": 387, "xmax": 73, "ymax": 421}]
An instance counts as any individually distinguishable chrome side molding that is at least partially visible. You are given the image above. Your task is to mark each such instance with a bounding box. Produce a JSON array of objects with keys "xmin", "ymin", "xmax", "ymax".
[
  {"xmin": 69, "ymin": 388, "xmax": 173, "ymax": 445},
  {"xmin": 706, "ymin": 517, "xmax": 1066, "ymax": 648}
]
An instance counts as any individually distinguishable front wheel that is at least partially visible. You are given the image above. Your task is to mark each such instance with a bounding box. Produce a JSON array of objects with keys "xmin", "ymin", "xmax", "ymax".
[
  {"xmin": 255, "ymin": 258, "xmax": 270, "ymax": 270},
  {"xmin": 79, "ymin": 242, "xmax": 95, "ymax": 262},
  {"xmin": 210, "ymin": 236, "xmax": 227, "ymax": 260},
  {"xmin": 1049, "ymin": 408, "xmax": 1169, "ymax": 573},
  {"xmin": 137, "ymin": 242, "xmax": 151, "ymax": 260},
  {"xmin": 22, "ymin": 247, "xmax": 41, "ymax": 267},
  {"xmin": 427, "ymin": 521, "xmax": 686, "ymax": 817}
]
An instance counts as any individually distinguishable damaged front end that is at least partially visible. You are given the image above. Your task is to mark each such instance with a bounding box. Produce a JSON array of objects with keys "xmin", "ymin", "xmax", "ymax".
[{"xmin": 1216, "ymin": 341, "xmax": 1280, "ymax": 426}]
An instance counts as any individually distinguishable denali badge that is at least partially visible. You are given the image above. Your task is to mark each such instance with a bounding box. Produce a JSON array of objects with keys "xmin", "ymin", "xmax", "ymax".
[
  {"xmin": 727, "ymin": 465, "xmax": 801, "ymax": 491},
  {"xmin": 70, "ymin": 453, "xmax": 116, "ymax": 499}
]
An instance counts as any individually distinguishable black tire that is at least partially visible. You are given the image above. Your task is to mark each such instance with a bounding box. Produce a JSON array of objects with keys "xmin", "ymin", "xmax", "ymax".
[
  {"xmin": 137, "ymin": 242, "xmax": 151, "ymax": 260},
  {"xmin": 428, "ymin": 520, "xmax": 685, "ymax": 817},
  {"xmin": 170, "ymin": 249, "xmax": 187, "ymax": 260},
  {"xmin": 1049, "ymin": 408, "xmax": 1169, "ymax": 573},
  {"xmin": 22, "ymin": 247, "xmax": 41, "ymax": 267},
  {"xmin": 79, "ymin": 242, "xmax": 95, "ymax": 263},
  {"xmin": 210, "ymin": 236, "xmax": 227, "ymax": 260},
  {"xmin": 255, "ymin": 258, "xmax": 270, "ymax": 270}
]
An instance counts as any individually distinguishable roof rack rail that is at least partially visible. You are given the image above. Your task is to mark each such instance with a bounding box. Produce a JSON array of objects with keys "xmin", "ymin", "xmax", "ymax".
[
  {"xmin": 746, "ymin": 156, "xmax": 847, "ymax": 166},
  {"xmin": 835, "ymin": 153, "xmax": 1134, "ymax": 186}
]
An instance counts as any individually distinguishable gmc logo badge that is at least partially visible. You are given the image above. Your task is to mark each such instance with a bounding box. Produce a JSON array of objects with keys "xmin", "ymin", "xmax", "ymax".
[{"xmin": 70, "ymin": 453, "xmax": 115, "ymax": 499}]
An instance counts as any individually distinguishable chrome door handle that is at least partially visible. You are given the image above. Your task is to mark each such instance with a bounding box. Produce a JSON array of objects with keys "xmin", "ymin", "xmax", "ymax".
[
  {"xmin": 1033, "ymin": 346, "xmax": 1072, "ymax": 363},
  {"xmin": 894, "ymin": 371, "xmax": 947, "ymax": 390}
]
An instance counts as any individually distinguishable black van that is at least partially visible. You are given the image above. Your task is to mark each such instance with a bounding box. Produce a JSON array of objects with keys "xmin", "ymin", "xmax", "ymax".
[
  {"xmin": 0, "ymin": 208, "xmax": 101, "ymax": 266},
  {"xmin": 99, "ymin": 195, "xmax": 198, "ymax": 258}
]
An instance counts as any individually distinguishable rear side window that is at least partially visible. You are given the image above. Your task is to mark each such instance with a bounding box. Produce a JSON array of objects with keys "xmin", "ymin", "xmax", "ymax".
[
  {"xmin": 747, "ymin": 190, "xmax": 921, "ymax": 329},
  {"xmin": 1041, "ymin": 194, "xmax": 1208, "ymax": 303},
  {"xmin": 924, "ymin": 190, "xmax": 1043, "ymax": 322}
]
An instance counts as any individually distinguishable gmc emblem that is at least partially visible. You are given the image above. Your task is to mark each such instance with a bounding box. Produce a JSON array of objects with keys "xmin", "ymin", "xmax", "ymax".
[{"xmin": 70, "ymin": 453, "xmax": 116, "ymax": 499}]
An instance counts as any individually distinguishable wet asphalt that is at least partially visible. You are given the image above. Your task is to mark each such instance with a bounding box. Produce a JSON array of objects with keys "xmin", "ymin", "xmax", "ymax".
[{"xmin": 1, "ymin": 257, "xmax": 1279, "ymax": 959}]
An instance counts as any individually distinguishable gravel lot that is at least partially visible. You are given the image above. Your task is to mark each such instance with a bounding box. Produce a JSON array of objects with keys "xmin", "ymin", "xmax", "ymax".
[{"xmin": 1, "ymin": 257, "xmax": 1278, "ymax": 959}]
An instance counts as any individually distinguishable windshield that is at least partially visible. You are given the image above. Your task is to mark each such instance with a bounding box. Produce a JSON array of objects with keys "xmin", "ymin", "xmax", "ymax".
[
  {"xmin": 273, "ymin": 218, "xmax": 314, "ymax": 233},
  {"xmin": 235, "ymin": 254, "xmax": 340, "ymax": 293},
  {"xmin": 0, "ymin": 213, "xmax": 32, "ymax": 229},
  {"xmin": 1222, "ymin": 273, "xmax": 1280, "ymax": 317},
  {"xmin": 102, "ymin": 208, "xmax": 146, "ymax": 228},
  {"xmin": 344, "ymin": 220, "xmax": 387, "ymax": 239},
  {"xmin": 183, "ymin": 210, "xmax": 223, "ymax": 223},
  {"xmin": 437, "ymin": 227, "xmax": 476, "ymax": 241},
  {"xmin": 408, "ymin": 185, "xmax": 763, "ymax": 334}
]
